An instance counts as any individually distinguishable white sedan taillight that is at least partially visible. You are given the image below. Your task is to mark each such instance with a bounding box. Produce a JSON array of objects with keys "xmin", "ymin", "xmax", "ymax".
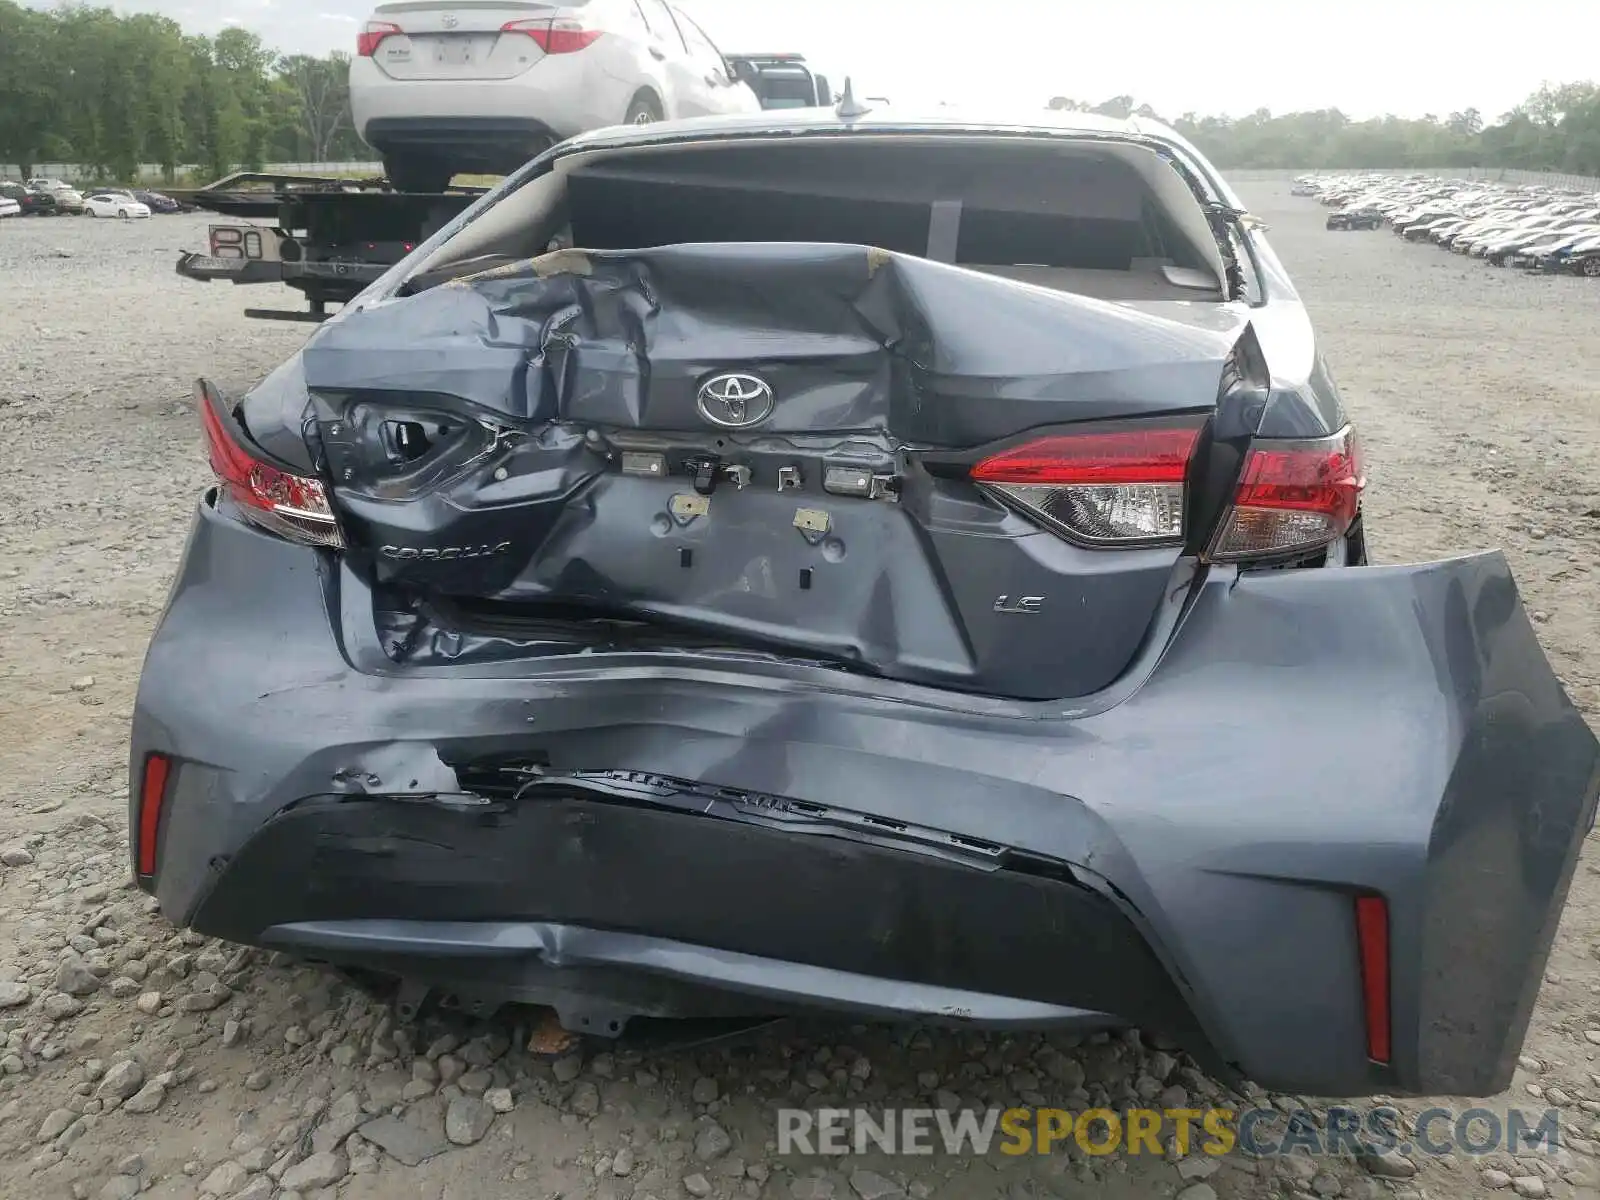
[
  {"xmin": 500, "ymin": 17, "xmax": 603, "ymax": 52},
  {"xmin": 357, "ymin": 20, "xmax": 403, "ymax": 56}
]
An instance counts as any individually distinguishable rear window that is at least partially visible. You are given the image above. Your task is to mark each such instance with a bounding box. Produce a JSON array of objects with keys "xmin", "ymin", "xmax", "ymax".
[
  {"xmin": 562, "ymin": 141, "xmax": 1212, "ymax": 276},
  {"xmin": 569, "ymin": 170, "xmax": 930, "ymax": 256},
  {"xmin": 751, "ymin": 68, "xmax": 818, "ymax": 107},
  {"xmin": 955, "ymin": 210, "xmax": 1142, "ymax": 273}
]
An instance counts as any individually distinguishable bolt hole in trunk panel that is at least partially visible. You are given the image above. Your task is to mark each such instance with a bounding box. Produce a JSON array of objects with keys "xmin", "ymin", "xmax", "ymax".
[{"xmin": 286, "ymin": 137, "xmax": 1278, "ymax": 701}]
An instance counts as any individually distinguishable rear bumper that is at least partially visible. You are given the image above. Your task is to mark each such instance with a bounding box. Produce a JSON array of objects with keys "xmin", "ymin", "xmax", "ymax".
[
  {"xmin": 198, "ymin": 794, "xmax": 1204, "ymax": 1044},
  {"xmin": 360, "ymin": 116, "xmax": 561, "ymax": 167},
  {"xmin": 131, "ymin": 495, "xmax": 1600, "ymax": 1098},
  {"xmin": 347, "ymin": 56, "xmax": 622, "ymax": 162}
]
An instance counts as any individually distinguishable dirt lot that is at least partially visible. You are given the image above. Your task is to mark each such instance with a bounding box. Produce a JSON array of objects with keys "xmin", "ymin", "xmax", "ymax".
[{"xmin": 1, "ymin": 186, "xmax": 1599, "ymax": 1200}]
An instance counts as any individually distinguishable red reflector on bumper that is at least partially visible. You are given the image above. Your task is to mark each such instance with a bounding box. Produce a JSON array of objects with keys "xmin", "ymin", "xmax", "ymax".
[
  {"xmin": 1355, "ymin": 894, "xmax": 1391, "ymax": 1064},
  {"xmin": 137, "ymin": 753, "xmax": 171, "ymax": 878}
]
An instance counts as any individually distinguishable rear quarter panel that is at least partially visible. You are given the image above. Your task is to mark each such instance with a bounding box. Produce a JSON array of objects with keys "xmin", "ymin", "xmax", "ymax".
[{"xmin": 588, "ymin": 19, "xmax": 665, "ymax": 122}]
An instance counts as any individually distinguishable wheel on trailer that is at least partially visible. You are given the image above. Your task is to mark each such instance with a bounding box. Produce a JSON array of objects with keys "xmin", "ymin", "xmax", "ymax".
[
  {"xmin": 382, "ymin": 155, "xmax": 454, "ymax": 194},
  {"xmin": 625, "ymin": 92, "xmax": 664, "ymax": 125}
]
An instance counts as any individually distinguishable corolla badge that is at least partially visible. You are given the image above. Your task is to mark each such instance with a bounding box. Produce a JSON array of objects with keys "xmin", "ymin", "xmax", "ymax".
[{"xmin": 696, "ymin": 372, "xmax": 775, "ymax": 428}]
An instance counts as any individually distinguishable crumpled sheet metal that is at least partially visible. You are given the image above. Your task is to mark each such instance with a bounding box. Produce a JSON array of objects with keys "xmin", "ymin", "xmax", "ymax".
[{"xmin": 303, "ymin": 242, "xmax": 1241, "ymax": 444}]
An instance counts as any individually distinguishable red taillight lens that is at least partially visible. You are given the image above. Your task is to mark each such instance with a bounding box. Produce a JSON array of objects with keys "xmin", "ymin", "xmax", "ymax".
[
  {"xmin": 197, "ymin": 382, "xmax": 344, "ymax": 548},
  {"xmin": 137, "ymin": 753, "xmax": 171, "ymax": 878},
  {"xmin": 357, "ymin": 20, "xmax": 403, "ymax": 56},
  {"xmin": 501, "ymin": 17, "xmax": 602, "ymax": 52},
  {"xmin": 971, "ymin": 425, "xmax": 1201, "ymax": 546},
  {"xmin": 1208, "ymin": 426, "xmax": 1364, "ymax": 561},
  {"xmin": 1354, "ymin": 894, "xmax": 1391, "ymax": 1064}
]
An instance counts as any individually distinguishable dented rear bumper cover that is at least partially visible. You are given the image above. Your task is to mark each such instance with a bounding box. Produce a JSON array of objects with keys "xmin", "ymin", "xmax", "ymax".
[{"xmin": 131, "ymin": 496, "xmax": 1600, "ymax": 1098}]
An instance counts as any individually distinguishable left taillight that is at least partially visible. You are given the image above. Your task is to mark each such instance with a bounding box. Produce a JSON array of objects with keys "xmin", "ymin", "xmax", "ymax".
[
  {"xmin": 357, "ymin": 20, "xmax": 403, "ymax": 56},
  {"xmin": 136, "ymin": 752, "xmax": 171, "ymax": 880},
  {"xmin": 197, "ymin": 381, "xmax": 344, "ymax": 549},
  {"xmin": 1207, "ymin": 426, "xmax": 1364, "ymax": 562},
  {"xmin": 970, "ymin": 424, "xmax": 1202, "ymax": 546}
]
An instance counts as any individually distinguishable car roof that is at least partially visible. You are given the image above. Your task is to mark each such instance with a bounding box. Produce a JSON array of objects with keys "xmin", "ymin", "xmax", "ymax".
[{"xmin": 552, "ymin": 102, "xmax": 1190, "ymax": 155}]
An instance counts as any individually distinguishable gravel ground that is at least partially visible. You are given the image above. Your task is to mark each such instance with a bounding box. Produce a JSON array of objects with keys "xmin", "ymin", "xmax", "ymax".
[{"xmin": 2, "ymin": 190, "xmax": 1600, "ymax": 1200}]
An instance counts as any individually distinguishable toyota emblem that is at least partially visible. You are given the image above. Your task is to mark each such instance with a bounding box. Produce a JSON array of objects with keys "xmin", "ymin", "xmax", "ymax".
[{"xmin": 696, "ymin": 372, "xmax": 775, "ymax": 428}]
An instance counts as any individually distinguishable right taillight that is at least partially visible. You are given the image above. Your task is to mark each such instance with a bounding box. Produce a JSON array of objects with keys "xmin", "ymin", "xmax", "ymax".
[
  {"xmin": 197, "ymin": 381, "xmax": 344, "ymax": 549},
  {"xmin": 357, "ymin": 20, "xmax": 403, "ymax": 56},
  {"xmin": 500, "ymin": 17, "xmax": 602, "ymax": 52},
  {"xmin": 1208, "ymin": 426, "xmax": 1365, "ymax": 561}
]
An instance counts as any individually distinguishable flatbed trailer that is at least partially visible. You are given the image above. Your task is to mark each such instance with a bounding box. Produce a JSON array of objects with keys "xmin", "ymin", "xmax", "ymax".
[
  {"xmin": 176, "ymin": 171, "xmax": 489, "ymax": 322},
  {"xmin": 177, "ymin": 55, "xmax": 842, "ymax": 321}
]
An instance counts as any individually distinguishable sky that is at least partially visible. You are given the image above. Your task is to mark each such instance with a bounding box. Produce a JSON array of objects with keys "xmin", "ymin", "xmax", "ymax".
[{"xmin": 21, "ymin": 0, "xmax": 1594, "ymax": 122}]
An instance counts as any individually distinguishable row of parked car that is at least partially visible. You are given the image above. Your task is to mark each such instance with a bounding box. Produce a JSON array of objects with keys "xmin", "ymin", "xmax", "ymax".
[
  {"xmin": 1291, "ymin": 173, "xmax": 1600, "ymax": 277},
  {"xmin": 0, "ymin": 177, "xmax": 184, "ymax": 219}
]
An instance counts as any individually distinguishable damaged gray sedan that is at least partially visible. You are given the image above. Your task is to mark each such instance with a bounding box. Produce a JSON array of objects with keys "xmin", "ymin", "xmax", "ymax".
[{"xmin": 130, "ymin": 105, "xmax": 1600, "ymax": 1099}]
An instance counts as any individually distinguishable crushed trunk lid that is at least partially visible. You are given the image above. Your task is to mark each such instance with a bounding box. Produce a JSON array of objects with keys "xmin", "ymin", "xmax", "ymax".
[{"xmin": 294, "ymin": 243, "xmax": 1246, "ymax": 701}]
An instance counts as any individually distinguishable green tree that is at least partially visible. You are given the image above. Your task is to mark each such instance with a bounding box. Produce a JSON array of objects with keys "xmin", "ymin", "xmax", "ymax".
[
  {"xmin": 6, "ymin": 0, "xmax": 1599, "ymax": 187},
  {"xmin": 1092, "ymin": 95, "xmax": 1136, "ymax": 119},
  {"xmin": 181, "ymin": 35, "xmax": 247, "ymax": 180},
  {"xmin": 278, "ymin": 53, "xmax": 353, "ymax": 162},
  {"xmin": 0, "ymin": 3, "xmax": 56, "ymax": 174},
  {"xmin": 213, "ymin": 27, "xmax": 276, "ymax": 169},
  {"xmin": 125, "ymin": 14, "xmax": 191, "ymax": 181}
]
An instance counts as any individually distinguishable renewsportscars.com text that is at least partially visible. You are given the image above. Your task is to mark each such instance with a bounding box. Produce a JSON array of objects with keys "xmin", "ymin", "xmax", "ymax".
[{"xmin": 777, "ymin": 1106, "xmax": 1561, "ymax": 1158}]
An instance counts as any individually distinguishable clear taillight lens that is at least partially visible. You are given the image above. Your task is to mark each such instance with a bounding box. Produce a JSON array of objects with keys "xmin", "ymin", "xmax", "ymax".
[
  {"xmin": 197, "ymin": 381, "xmax": 344, "ymax": 549},
  {"xmin": 970, "ymin": 426, "xmax": 1201, "ymax": 547},
  {"xmin": 1208, "ymin": 426, "xmax": 1364, "ymax": 561}
]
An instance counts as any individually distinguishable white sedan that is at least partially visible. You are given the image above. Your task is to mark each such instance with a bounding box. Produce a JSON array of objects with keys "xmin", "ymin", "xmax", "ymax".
[
  {"xmin": 83, "ymin": 193, "xmax": 151, "ymax": 219},
  {"xmin": 348, "ymin": 0, "xmax": 763, "ymax": 190}
]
